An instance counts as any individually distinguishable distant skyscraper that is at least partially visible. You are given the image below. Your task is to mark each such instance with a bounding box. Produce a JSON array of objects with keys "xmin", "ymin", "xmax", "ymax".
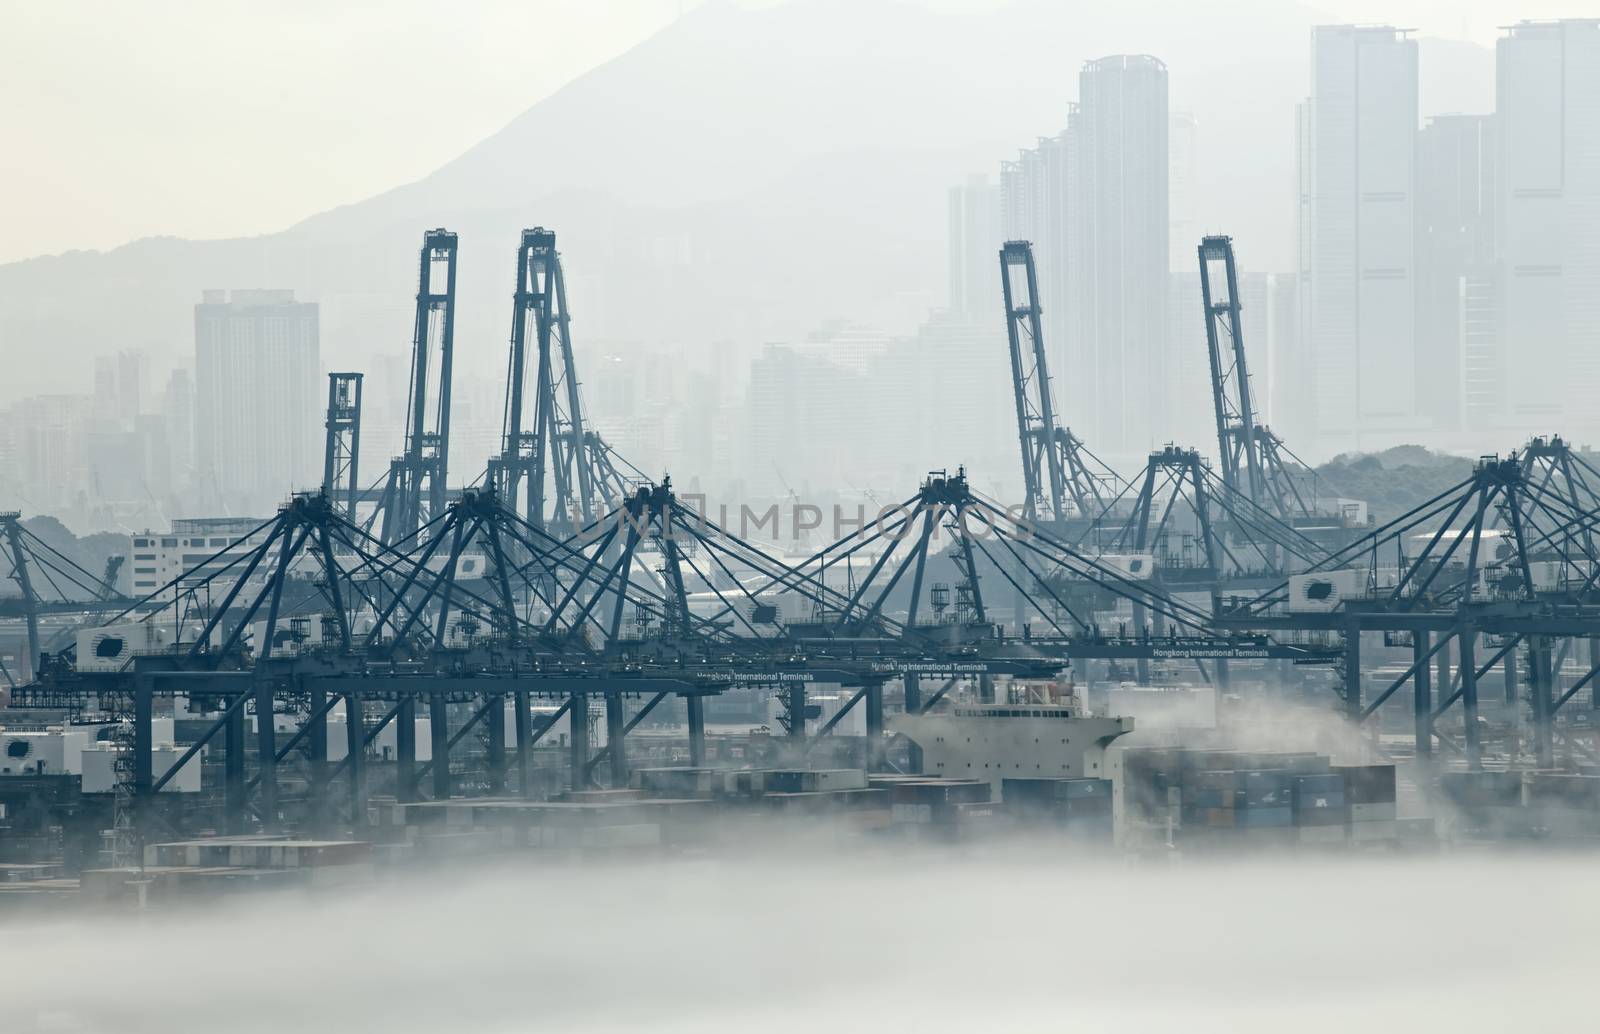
[
  {"xmin": 1077, "ymin": 55, "xmax": 1170, "ymax": 454},
  {"xmin": 905, "ymin": 311, "xmax": 1015, "ymax": 479},
  {"xmin": 1294, "ymin": 100, "xmax": 1313, "ymax": 443},
  {"xmin": 117, "ymin": 350, "xmax": 145, "ymax": 422},
  {"xmin": 1416, "ymin": 113, "xmax": 1497, "ymax": 432},
  {"xmin": 92, "ymin": 350, "xmax": 145, "ymax": 425},
  {"xmin": 161, "ymin": 368, "xmax": 195, "ymax": 481},
  {"xmin": 1000, "ymin": 124, "xmax": 1081, "ymax": 392},
  {"xmin": 2, "ymin": 394, "xmax": 93, "ymax": 514},
  {"xmin": 1167, "ymin": 270, "xmax": 1207, "ymax": 448},
  {"xmin": 1169, "ymin": 111, "xmax": 1200, "ymax": 271},
  {"xmin": 1303, "ymin": 25, "xmax": 1418, "ymax": 448},
  {"xmin": 1267, "ymin": 273, "xmax": 1307, "ymax": 444},
  {"xmin": 947, "ymin": 175, "xmax": 1001, "ymax": 322},
  {"xmin": 804, "ymin": 322, "xmax": 891, "ymax": 374},
  {"xmin": 1459, "ymin": 271, "xmax": 1503, "ymax": 433},
  {"xmin": 999, "ymin": 59, "xmax": 1169, "ymax": 458},
  {"xmin": 193, "ymin": 289, "xmax": 320, "ymax": 511},
  {"xmin": 1496, "ymin": 19, "xmax": 1600, "ymax": 431},
  {"xmin": 746, "ymin": 343, "xmax": 861, "ymax": 495},
  {"xmin": 93, "ymin": 357, "xmax": 116, "ymax": 412}
]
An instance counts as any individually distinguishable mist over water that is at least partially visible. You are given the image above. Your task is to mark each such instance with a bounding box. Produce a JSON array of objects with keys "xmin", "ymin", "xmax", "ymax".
[{"xmin": 8, "ymin": 844, "xmax": 1592, "ymax": 1033}]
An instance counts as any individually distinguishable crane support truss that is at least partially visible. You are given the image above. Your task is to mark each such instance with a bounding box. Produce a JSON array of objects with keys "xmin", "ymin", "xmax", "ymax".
[
  {"xmin": 15, "ymin": 451, "xmax": 1349, "ymax": 840},
  {"xmin": 377, "ymin": 229, "xmax": 459, "ymax": 546},
  {"xmin": 999, "ymin": 240, "xmax": 1121, "ymax": 522},
  {"xmin": 1083, "ymin": 446, "xmax": 1327, "ymax": 586},
  {"xmin": 1198, "ymin": 235, "xmax": 1315, "ymax": 522},
  {"xmin": 323, "ymin": 372, "xmax": 363, "ymax": 514},
  {"xmin": 490, "ymin": 228, "xmax": 635, "ymax": 535},
  {"xmin": 1217, "ymin": 440, "xmax": 1600, "ymax": 770},
  {"xmin": 1, "ymin": 513, "xmax": 135, "ymax": 684}
]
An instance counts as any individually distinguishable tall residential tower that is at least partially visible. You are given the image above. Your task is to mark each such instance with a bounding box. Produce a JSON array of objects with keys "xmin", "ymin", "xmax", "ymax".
[
  {"xmin": 1077, "ymin": 55, "xmax": 1171, "ymax": 454},
  {"xmin": 1303, "ymin": 25, "xmax": 1419, "ymax": 449},
  {"xmin": 1416, "ymin": 113, "xmax": 1496, "ymax": 431},
  {"xmin": 948, "ymin": 175, "xmax": 1001, "ymax": 323},
  {"xmin": 193, "ymin": 289, "xmax": 321, "ymax": 513},
  {"xmin": 1495, "ymin": 20, "xmax": 1600, "ymax": 432},
  {"xmin": 998, "ymin": 56, "xmax": 1169, "ymax": 458}
]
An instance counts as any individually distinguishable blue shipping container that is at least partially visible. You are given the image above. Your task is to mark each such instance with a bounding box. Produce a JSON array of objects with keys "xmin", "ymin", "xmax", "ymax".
[
  {"xmin": 1239, "ymin": 807, "xmax": 1293, "ymax": 828},
  {"xmin": 1293, "ymin": 773, "xmax": 1345, "ymax": 794}
]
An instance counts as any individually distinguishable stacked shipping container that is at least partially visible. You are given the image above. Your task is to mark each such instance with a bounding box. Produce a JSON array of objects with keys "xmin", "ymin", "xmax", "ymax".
[{"xmin": 1116, "ymin": 746, "xmax": 1408, "ymax": 851}]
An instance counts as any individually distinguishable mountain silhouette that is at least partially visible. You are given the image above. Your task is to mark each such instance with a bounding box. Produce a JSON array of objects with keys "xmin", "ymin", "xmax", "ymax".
[{"xmin": 0, "ymin": 0, "xmax": 1489, "ymax": 403}]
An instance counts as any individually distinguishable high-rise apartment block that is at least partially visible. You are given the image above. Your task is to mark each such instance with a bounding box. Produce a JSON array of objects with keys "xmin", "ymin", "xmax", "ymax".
[
  {"xmin": 995, "ymin": 56, "xmax": 1170, "ymax": 458},
  {"xmin": 193, "ymin": 289, "xmax": 320, "ymax": 512},
  {"xmin": 1302, "ymin": 25, "xmax": 1419, "ymax": 447},
  {"xmin": 1416, "ymin": 113, "xmax": 1496, "ymax": 431},
  {"xmin": 1495, "ymin": 20, "xmax": 1600, "ymax": 430},
  {"xmin": 948, "ymin": 176, "xmax": 1001, "ymax": 323}
]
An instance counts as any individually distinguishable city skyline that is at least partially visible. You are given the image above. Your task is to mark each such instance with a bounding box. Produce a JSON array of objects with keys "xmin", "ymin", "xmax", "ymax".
[
  {"xmin": 5, "ymin": 9, "xmax": 1600, "ymax": 1002},
  {"xmin": 5, "ymin": 12, "xmax": 1600, "ymax": 534},
  {"xmin": 948, "ymin": 18, "xmax": 1600, "ymax": 460},
  {"xmin": 193, "ymin": 290, "xmax": 322, "ymax": 515},
  {"xmin": 0, "ymin": 4, "xmax": 1549, "ymax": 408},
  {"xmin": 6, "ymin": 2, "xmax": 1593, "ymax": 266}
]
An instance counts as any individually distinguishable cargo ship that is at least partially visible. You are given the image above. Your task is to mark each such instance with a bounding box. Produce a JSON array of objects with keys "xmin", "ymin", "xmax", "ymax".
[{"xmin": 891, "ymin": 703, "xmax": 1133, "ymax": 792}]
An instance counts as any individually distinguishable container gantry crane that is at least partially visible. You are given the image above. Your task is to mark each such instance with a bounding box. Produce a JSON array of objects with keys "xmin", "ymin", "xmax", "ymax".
[
  {"xmin": 375, "ymin": 229, "xmax": 458, "ymax": 547},
  {"xmin": 489, "ymin": 228, "xmax": 634, "ymax": 535},
  {"xmin": 322, "ymin": 372, "xmax": 363, "ymax": 515},
  {"xmin": 1218, "ymin": 444, "xmax": 1600, "ymax": 770},
  {"xmin": 1198, "ymin": 235, "xmax": 1317, "ymax": 524},
  {"xmin": 999, "ymin": 240, "xmax": 1122, "ymax": 525}
]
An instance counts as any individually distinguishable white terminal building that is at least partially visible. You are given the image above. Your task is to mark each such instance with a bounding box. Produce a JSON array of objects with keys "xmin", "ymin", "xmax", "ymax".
[
  {"xmin": 128, "ymin": 517, "xmax": 271, "ymax": 596},
  {"xmin": 0, "ymin": 719, "xmax": 200, "ymax": 792},
  {"xmin": 126, "ymin": 516, "xmax": 492, "ymax": 640}
]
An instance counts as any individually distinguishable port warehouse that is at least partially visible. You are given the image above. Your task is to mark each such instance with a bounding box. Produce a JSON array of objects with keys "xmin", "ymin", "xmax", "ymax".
[{"xmin": 2, "ymin": 227, "xmax": 1599, "ymax": 903}]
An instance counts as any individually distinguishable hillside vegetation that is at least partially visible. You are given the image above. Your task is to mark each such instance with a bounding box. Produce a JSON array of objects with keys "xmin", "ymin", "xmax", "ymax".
[{"xmin": 1314, "ymin": 446, "xmax": 1479, "ymax": 526}]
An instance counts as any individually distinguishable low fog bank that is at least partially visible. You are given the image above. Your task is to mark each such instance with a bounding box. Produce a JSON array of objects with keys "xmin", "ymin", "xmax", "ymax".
[{"xmin": 8, "ymin": 849, "xmax": 1592, "ymax": 1033}]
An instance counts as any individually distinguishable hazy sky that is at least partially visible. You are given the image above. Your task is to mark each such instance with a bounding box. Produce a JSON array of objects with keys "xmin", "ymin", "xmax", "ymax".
[{"xmin": 4, "ymin": 0, "xmax": 1598, "ymax": 265}]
